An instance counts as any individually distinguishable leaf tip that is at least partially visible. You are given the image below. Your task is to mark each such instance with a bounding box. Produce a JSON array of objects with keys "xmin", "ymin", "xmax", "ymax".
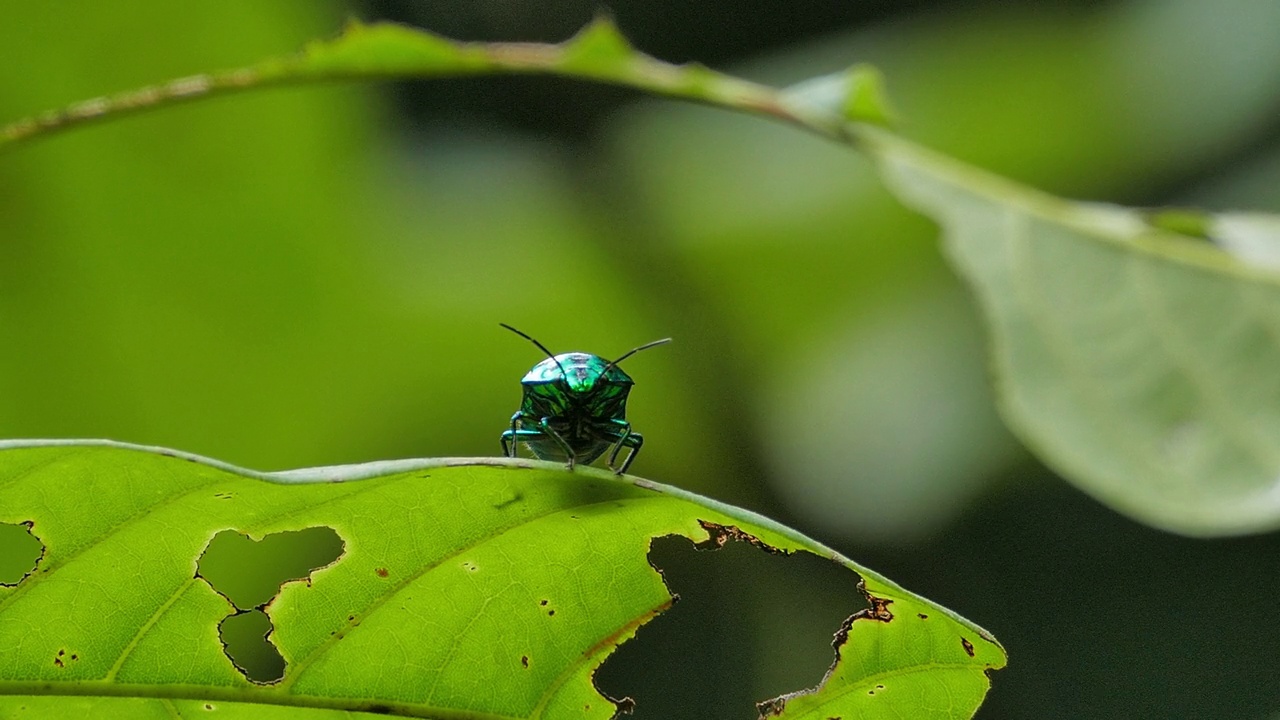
[
  {"xmin": 842, "ymin": 63, "xmax": 896, "ymax": 126},
  {"xmin": 1145, "ymin": 207, "xmax": 1214, "ymax": 240},
  {"xmin": 301, "ymin": 19, "xmax": 466, "ymax": 76},
  {"xmin": 562, "ymin": 13, "xmax": 636, "ymax": 68},
  {"xmin": 781, "ymin": 63, "xmax": 897, "ymax": 129}
]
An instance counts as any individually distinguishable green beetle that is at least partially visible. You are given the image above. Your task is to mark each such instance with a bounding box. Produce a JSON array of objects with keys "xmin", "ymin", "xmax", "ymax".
[{"xmin": 499, "ymin": 323, "xmax": 670, "ymax": 474}]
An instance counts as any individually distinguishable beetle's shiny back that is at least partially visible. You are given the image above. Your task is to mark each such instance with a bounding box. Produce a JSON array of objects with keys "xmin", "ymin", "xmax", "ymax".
[{"xmin": 521, "ymin": 352, "xmax": 634, "ymax": 393}]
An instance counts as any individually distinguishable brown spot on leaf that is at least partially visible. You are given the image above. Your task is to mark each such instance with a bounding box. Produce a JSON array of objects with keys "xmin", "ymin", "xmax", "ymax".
[
  {"xmin": 865, "ymin": 595, "xmax": 894, "ymax": 622},
  {"xmin": 375, "ymin": 567, "xmax": 389, "ymax": 578},
  {"xmin": 917, "ymin": 613, "xmax": 928, "ymax": 620},
  {"xmin": 757, "ymin": 697, "xmax": 786, "ymax": 716},
  {"xmin": 696, "ymin": 520, "xmax": 786, "ymax": 555},
  {"xmin": 51, "ymin": 648, "xmax": 77, "ymax": 668},
  {"xmin": 961, "ymin": 637, "xmax": 975, "ymax": 657},
  {"xmin": 521, "ymin": 655, "xmax": 529, "ymax": 668}
]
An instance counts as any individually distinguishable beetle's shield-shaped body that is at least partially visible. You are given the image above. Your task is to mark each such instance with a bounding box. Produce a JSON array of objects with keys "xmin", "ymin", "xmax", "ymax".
[{"xmin": 516, "ymin": 352, "xmax": 634, "ymax": 464}]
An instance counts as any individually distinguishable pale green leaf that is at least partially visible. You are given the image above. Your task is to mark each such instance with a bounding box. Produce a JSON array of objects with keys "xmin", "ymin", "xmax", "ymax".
[
  {"xmin": 782, "ymin": 64, "xmax": 895, "ymax": 128},
  {"xmin": 1211, "ymin": 212, "xmax": 1280, "ymax": 271},
  {"xmin": 862, "ymin": 127, "xmax": 1280, "ymax": 535}
]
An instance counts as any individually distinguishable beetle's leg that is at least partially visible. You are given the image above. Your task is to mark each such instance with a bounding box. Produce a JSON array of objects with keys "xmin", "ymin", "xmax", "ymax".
[
  {"xmin": 504, "ymin": 428, "xmax": 548, "ymax": 460},
  {"xmin": 605, "ymin": 421, "xmax": 633, "ymax": 473},
  {"xmin": 606, "ymin": 420, "xmax": 644, "ymax": 475},
  {"xmin": 617, "ymin": 432, "xmax": 643, "ymax": 474},
  {"xmin": 537, "ymin": 417, "xmax": 577, "ymax": 471},
  {"xmin": 500, "ymin": 412, "xmax": 525, "ymax": 458}
]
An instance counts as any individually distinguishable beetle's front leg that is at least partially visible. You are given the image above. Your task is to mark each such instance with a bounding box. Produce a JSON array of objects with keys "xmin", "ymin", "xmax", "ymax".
[
  {"xmin": 606, "ymin": 420, "xmax": 644, "ymax": 475},
  {"xmin": 500, "ymin": 412, "xmax": 525, "ymax": 458}
]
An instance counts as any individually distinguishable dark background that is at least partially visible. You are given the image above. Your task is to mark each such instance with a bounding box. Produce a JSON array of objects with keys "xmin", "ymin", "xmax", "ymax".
[{"xmin": 3, "ymin": 0, "xmax": 1280, "ymax": 717}]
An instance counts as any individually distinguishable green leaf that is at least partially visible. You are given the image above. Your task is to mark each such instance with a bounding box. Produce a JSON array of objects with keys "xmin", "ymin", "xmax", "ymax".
[
  {"xmin": 291, "ymin": 20, "xmax": 486, "ymax": 77},
  {"xmin": 560, "ymin": 15, "xmax": 636, "ymax": 73},
  {"xmin": 841, "ymin": 64, "xmax": 895, "ymax": 126},
  {"xmin": 0, "ymin": 441, "xmax": 1003, "ymax": 718},
  {"xmin": 862, "ymin": 127, "xmax": 1280, "ymax": 536},
  {"xmin": 782, "ymin": 65, "xmax": 896, "ymax": 129},
  {"xmin": 1146, "ymin": 208, "xmax": 1213, "ymax": 241},
  {"xmin": 0, "ymin": 20, "xmax": 791, "ymax": 152}
]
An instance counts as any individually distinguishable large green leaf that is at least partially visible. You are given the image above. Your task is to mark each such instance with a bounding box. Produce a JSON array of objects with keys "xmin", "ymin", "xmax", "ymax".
[{"xmin": 0, "ymin": 441, "xmax": 1003, "ymax": 718}]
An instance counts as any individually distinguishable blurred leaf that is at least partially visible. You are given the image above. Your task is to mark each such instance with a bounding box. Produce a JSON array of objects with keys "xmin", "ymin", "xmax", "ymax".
[
  {"xmin": 782, "ymin": 64, "xmax": 895, "ymax": 127},
  {"xmin": 841, "ymin": 64, "xmax": 894, "ymax": 125},
  {"xmin": 561, "ymin": 14, "xmax": 636, "ymax": 72},
  {"xmin": 1146, "ymin": 208, "xmax": 1213, "ymax": 241},
  {"xmin": 1210, "ymin": 213, "xmax": 1280, "ymax": 271},
  {"xmin": 0, "ymin": 441, "xmax": 1004, "ymax": 718},
  {"xmin": 865, "ymin": 128, "xmax": 1280, "ymax": 535},
  {"xmin": 0, "ymin": 18, "xmax": 782, "ymax": 151}
]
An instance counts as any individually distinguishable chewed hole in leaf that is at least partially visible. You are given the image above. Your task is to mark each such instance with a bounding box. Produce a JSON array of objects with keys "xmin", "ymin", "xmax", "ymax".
[
  {"xmin": 0, "ymin": 521, "xmax": 44, "ymax": 586},
  {"xmin": 197, "ymin": 526, "xmax": 344, "ymax": 609},
  {"xmin": 219, "ymin": 610, "xmax": 285, "ymax": 683},
  {"xmin": 595, "ymin": 527, "xmax": 868, "ymax": 718},
  {"xmin": 196, "ymin": 527, "xmax": 344, "ymax": 683}
]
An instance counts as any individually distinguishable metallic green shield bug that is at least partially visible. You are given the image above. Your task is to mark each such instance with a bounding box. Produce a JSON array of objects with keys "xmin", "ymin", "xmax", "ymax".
[{"xmin": 499, "ymin": 323, "xmax": 671, "ymax": 474}]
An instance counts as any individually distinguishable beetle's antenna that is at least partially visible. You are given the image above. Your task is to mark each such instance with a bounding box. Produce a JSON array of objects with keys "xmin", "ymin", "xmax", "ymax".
[
  {"xmin": 500, "ymin": 323, "xmax": 568, "ymax": 376},
  {"xmin": 603, "ymin": 337, "xmax": 672, "ymax": 376}
]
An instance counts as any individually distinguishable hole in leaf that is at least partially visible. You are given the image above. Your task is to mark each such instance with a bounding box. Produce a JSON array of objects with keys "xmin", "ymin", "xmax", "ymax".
[
  {"xmin": 196, "ymin": 526, "xmax": 344, "ymax": 683},
  {"xmin": 595, "ymin": 529, "xmax": 868, "ymax": 719},
  {"xmin": 219, "ymin": 610, "xmax": 285, "ymax": 683},
  {"xmin": 0, "ymin": 521, "xmax": 44, "ymax": 586}
]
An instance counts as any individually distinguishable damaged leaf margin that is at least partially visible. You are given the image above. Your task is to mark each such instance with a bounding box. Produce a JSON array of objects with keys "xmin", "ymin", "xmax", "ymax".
[
  {"xmin": 0, "ymin": 440, "xmax": 1004, "ymax": 719},
  {"xmin": 0, "ymin": 521, "xmax": 46, "ymax": 587}
]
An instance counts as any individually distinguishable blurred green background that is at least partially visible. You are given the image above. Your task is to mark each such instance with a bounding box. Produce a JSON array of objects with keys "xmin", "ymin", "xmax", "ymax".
[{"xmin": 4, "ymin": 0, "xmax": 1280, "ymax": 717}]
